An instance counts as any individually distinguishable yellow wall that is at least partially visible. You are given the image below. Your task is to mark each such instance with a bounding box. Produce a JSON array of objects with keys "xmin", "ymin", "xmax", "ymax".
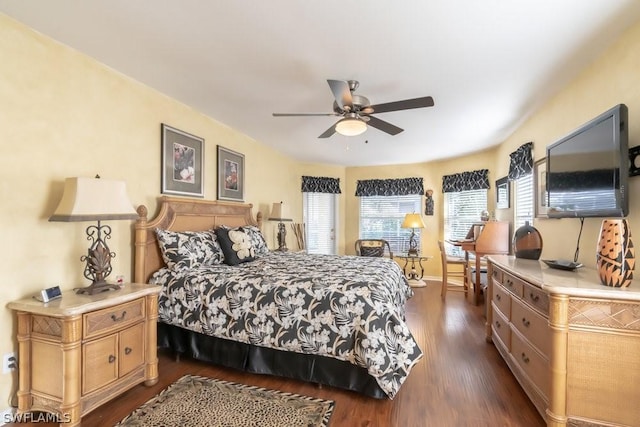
[
  {"xmin": 2, "ymin": 10, "xmax": 640, "ymax": 412},
  {"xmin": 0, "ymin": 14, "xmax": 343, "ymax": 405}
]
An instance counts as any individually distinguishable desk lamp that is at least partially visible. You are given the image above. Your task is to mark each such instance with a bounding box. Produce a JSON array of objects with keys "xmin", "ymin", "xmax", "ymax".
[
  {"xmin": 401, "ymin": 213, "xmax": 426, "ymax": 256},
  {"xmin": 49, "ymin": 176, "xmax": 138, "ymax": 295},
  {"xmin": 268, "ymin": 201, "xmax": 292, "ymax": 251}
]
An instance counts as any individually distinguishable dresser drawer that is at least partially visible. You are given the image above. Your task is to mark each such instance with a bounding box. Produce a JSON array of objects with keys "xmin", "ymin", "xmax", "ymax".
[
  {"xmin": 491, "ymin": 302, "xmax": 511, "ymax": 350},
  {"xmin": 523, "ymin": 282, "xmax": 549, "ymax": 316},
  {"xmin": 511, "ymin": 328, "xmax": 549, "ymax": 398},
  {"xmin": 502, "ymin": 273, "xmax": 524, "ymax": 298},
  {"xmin": 491, "ymin": 265, "xmax": 503, "ymax": 284},
  {"xmin": 511, "ymin": 297, "xmax": 550, "ymax": 357},
  {"xmin": 493, "ymin": 284, "xmax": 512, "ymax": 317},
  {"xmin": 83, "ymin": 298, "xmax": 145, "ymax": 340}
]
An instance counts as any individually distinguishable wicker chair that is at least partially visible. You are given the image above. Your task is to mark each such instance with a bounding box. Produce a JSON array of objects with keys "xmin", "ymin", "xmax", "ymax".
[{"xmin": 355, "ymin": 239, "xmax": 393, "ymax": 259}]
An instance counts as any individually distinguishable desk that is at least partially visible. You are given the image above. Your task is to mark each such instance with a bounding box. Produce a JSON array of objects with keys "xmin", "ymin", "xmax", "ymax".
[
  {"xmin": 447, "ymin": 221, "xmax": 510, "ymax": 305},
  {"xmin": 397, "ymin": 255, "xmax": 432, "ymax": 288}
]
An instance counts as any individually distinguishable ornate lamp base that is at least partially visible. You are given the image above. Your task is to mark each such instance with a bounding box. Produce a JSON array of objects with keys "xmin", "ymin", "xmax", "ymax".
[{"xmin": 76, "ymin": 281, "xmax": 121, "ymax": 295}]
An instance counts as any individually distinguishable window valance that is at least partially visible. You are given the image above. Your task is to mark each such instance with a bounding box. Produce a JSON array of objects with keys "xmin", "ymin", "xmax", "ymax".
[
  {"xmin": 355, "ymin": 177, "xmax": 424, "ymax": 197},
  {"xmin": 508, "ymin": 142, "xmax": 533, "ymax": 180},
  {"xmin": 301, "ymin": 176, "xmax": 342, "ymax": 194},
  {"xmin": 442, "ymin": 169, "xmax": 489, "ymax": 193}
]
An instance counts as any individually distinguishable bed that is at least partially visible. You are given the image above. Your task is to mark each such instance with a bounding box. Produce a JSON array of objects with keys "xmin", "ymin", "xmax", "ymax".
[{"xmin": 134, "ymin": 196, "xmax": 422, "ymax": 399}]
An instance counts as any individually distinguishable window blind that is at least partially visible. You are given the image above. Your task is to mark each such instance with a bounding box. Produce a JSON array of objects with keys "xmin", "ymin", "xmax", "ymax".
[
  {"xmin": 359, "ymin": 195, "xmax": 422, "ymax": 254},
  {"xmin": 303, "ymin": 192, "xmax": 337, "ymax": 254},
  {"xmin": 444, "ymin": 189, "xmax": 487, "ymax": 256},
  {"xmin": 515, "ymin": 173, "xmax": 534, "ymax": 229}
]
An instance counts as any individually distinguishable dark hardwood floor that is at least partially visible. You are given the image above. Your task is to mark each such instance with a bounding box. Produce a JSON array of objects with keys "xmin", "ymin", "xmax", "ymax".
[{"xmin": 8, "ymin": 280, "xmax": 545, "ymax": 426}]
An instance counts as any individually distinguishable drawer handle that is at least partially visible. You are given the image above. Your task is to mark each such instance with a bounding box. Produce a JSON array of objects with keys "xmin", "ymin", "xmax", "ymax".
[
  {"xmin": 124, "ymin": 347, "xmax": 132, "ymax": 355},
  {"xmin": 111, "ymin": 311, "xmax": 127, "ymax": 322},
  {"xmin": 522, "ymin": 318, "xmax": 530, "ymax": 327},
  {"xmin": 529, "ymin": 293, "xmax": 540, "ymax": 302},
  {"xmin": 496, "ymin": 294, "xmax": 501, "ymax": 301},
  {"xmin": 494, "ymin": 321, "xmax": 501, "ymax": 329},
  {"xmin": 521, "ymin": 352, "xmax": 530, "ymax": 364},
  {"xmin": 108, "ymin": 355, "xmax": 116, "ymax": 364},
  {"xmin": 506, "ymin": 280, "xmax": 513, "ymax": 287}
]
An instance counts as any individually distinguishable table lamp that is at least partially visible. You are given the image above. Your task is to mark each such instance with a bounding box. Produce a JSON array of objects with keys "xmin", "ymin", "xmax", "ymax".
[
  {"xmin": 268, "ymin": 201, "xmax": 292, "ymax": 251},
  {"xmin": 49, "ymin": 176, "xmax": 138, "ymax": 295},
  {"xmin": 401, "ymin": 213, "xmax": 426, "ymax": 256}
]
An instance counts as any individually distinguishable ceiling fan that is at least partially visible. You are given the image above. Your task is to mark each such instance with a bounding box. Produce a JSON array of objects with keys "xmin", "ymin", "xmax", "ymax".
[{"xmin": 272, "ymin": 79, "xmax": 434, "ymax": 138}]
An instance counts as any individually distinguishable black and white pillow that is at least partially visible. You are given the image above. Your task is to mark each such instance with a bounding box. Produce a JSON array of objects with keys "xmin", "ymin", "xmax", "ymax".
[
  {"xmin": 244, "ymin": 225, "xmax": 269, "ymax": 257},
  {"xmin": 155, "ymin": 229, "xmax": 224, "ymax": 270},
  {"xmin": 215, "ymin": 226, "xmax": 256, "ymax": 266}
]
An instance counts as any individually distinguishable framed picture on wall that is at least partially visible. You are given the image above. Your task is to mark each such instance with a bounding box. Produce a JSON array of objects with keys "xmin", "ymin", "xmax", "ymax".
[
  {"xmin": 161, "ymin": 124, "xmax": 204, "ymax": 197},
  {"xmin": 495, "ymin": 176, "xmax": 510, "ymax": 209},
  {"xmin": 534, "ymin": 157, "xmax": 548, "ymax": 218},
  {"xmin": 217, "ymin": 145, "xmax": 245, "ymax": 202}
]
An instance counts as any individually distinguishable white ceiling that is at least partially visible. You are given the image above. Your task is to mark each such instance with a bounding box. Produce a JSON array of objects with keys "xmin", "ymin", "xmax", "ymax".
[{"xmin": 2, "ymin": 1, "xmax": 640, "ymax": 167}]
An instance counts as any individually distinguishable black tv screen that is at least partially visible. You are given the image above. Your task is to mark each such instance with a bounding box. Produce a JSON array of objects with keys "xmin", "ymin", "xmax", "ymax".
[{"xmin": 545, "ymin": 104, "xmax": 628, "ymax": 218}]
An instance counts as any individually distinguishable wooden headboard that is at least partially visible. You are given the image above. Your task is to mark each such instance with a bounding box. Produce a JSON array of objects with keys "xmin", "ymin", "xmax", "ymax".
[{"xmin": 134, "ymin": 196, "xmax": 262, "ymax": 284}]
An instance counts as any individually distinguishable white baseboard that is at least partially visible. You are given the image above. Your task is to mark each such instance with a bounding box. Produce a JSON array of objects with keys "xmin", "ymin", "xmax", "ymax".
[{"xmin": 0, "ymin": 407, "xmax": 16, "ymax": 426}]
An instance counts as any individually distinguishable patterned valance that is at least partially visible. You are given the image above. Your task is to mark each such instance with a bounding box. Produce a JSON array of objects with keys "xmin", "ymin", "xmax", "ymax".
[
  {"xmin": 442, "ymin": 169, "xmax": 489, "ymax": 193},
  {"xmin": 355, "ymin": 177, "xmax": 424, "ymax": 197},
  {"xmin": 508, "ymin": 142, "xmax": 533, "ymax": 180},
  {"xmin": 301, "ymin": 176, "xmax": 342, "ymax": 194}
]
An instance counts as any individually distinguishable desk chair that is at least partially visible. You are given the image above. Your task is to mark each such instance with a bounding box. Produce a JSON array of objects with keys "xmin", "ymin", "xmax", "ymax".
[
  {"xmin": 438, "ymin": 240, "xmax": 468, "ymax": 299},
  {"xmin": 355, "ymin": 239, "xmax": 393, "ymax": 259}
]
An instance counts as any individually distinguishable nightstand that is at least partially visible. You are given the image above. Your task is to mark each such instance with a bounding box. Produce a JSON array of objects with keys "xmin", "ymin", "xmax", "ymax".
[
  {"xmin": 7, "ymin": 283, "xmax": 161, "ymax": 426},
  {"xmin": 396, "ymin": 255, "xmax": 433, "ymax": 288}
]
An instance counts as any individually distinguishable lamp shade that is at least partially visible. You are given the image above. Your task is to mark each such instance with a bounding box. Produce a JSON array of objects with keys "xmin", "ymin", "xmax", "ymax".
[
  {"xmin": 268, "ymin": 201, "xmax": 292, "ymax": 222},
  {"xmin": 401, "ymin": 213, "xmax": 426, "ymax": 229},
  {"xmin": 49, "ymin": 177, "xmax": 138, "ymax": 222},
  {"xmin": 335, "ymin": 117, "xmax": 367, "ymax": 136}
]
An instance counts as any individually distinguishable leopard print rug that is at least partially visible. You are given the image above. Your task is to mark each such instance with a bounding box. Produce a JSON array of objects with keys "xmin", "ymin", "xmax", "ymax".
[{"xmin": 115, "ymin": 375, "xmax": 335, "ymax": 427}]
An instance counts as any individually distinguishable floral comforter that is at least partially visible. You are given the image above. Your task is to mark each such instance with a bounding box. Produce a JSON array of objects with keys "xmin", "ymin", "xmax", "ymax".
[{"xmin": 150, "ymin": 251, "xmax": 423, "ymax": 398}]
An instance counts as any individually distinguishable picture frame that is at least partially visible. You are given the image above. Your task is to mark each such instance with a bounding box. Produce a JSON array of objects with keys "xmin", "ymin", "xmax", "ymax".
[
  {"xmin": 161, "ymin": 124, "xmax": 204, "ymax": 197},
  {"xmin": 217, "ymin": 145, "xmax": 245, "ymax": 202},
  {"xmin": 495, "ymin": 176, "xmax": 510, "ymax": 209},
  {"xmin": 534, "ymin": 157, "xmax": 548, "ymax": 218}
]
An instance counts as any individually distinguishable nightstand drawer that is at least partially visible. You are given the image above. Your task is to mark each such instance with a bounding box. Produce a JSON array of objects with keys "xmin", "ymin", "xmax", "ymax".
[{"xmin": 83, "ymin": 298, "xmax": 145, "ymax": 340}]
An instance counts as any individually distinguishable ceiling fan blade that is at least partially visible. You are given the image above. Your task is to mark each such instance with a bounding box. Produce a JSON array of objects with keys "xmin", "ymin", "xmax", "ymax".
[
  {"xmin": 367, "ymin": 116, "xmax": 404, "ymax": 135},
  {"xmin": 273, "ymin": 112, "xmax": 337, "ymax": 117},
  {"xmin": 370, "ymin": 96, "xmax": 434, "ymax": 114},
  {"xmin": 318, "ymin": 125, "xmax": 336, "ymax": 138},
  {"xmin": 327, "ymin": 79, "xmax": 353, "ymax": 110}
]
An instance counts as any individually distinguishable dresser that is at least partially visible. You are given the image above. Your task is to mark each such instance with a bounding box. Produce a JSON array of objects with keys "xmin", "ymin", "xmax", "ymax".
[
  {"xmin": 486, "ymin": 256, "xmax": 640, "ymax": 427},
  {"xmin": 7, "ymin": 283, "xmax": 161, "ymax": 427}
]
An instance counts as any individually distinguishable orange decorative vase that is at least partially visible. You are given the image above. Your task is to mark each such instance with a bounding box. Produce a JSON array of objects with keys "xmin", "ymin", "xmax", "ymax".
[{"xmin": 596, "ymin": 219, "xmax": 635, "ymax": 287}]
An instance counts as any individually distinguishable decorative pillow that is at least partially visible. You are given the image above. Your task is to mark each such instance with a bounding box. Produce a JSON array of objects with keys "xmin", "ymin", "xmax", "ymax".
[
  {"xmin": 215, "ymin": 226, "xmax": 256, "ymax": 266},
  {"xmin": 155, "ymin": 229, "xmax": 224, "ymax": 270},
  {"xmin": 244, "ymin": 225, "xmax": 269, "ymax": 256}
]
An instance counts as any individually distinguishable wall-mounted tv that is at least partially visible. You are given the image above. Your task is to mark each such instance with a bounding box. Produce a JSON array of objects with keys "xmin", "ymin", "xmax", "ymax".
[{"xmin": 546, "ymin": 104, "xmax": 628, "ymax": 218}]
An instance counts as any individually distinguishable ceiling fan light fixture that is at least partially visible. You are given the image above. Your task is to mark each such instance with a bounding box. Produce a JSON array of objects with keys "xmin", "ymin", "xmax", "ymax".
[{"xmin": 335, "ymin": 117, "xmax": 367, "ymax": 136}]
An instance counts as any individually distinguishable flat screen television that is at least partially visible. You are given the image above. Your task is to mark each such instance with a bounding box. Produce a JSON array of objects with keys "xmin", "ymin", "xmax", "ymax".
[{"xmin": 545, "ymin": 104, "xmax": 628, "ymax": 218}]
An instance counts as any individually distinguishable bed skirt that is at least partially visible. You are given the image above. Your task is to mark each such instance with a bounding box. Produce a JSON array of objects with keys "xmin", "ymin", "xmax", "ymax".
[{"xmin": 157, "ymin": 322, "xmax": 387, "ymax": 399}]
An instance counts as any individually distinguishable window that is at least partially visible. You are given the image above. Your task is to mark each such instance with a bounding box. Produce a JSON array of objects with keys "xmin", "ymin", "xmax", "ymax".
[
  {"xmin": 444, "ymin": 189, "xmax": 487, "ymax": 256},
  {"xmin": 514, "ymin": 173, "xmax": 534, "ymax": 229},
  {"xmin": 303, "ymin": 192, "xmax": 337, "ymax": 254},
  {"xmin": 359, "ymin": 195, "xmax": 422, "ymax": 254}
]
